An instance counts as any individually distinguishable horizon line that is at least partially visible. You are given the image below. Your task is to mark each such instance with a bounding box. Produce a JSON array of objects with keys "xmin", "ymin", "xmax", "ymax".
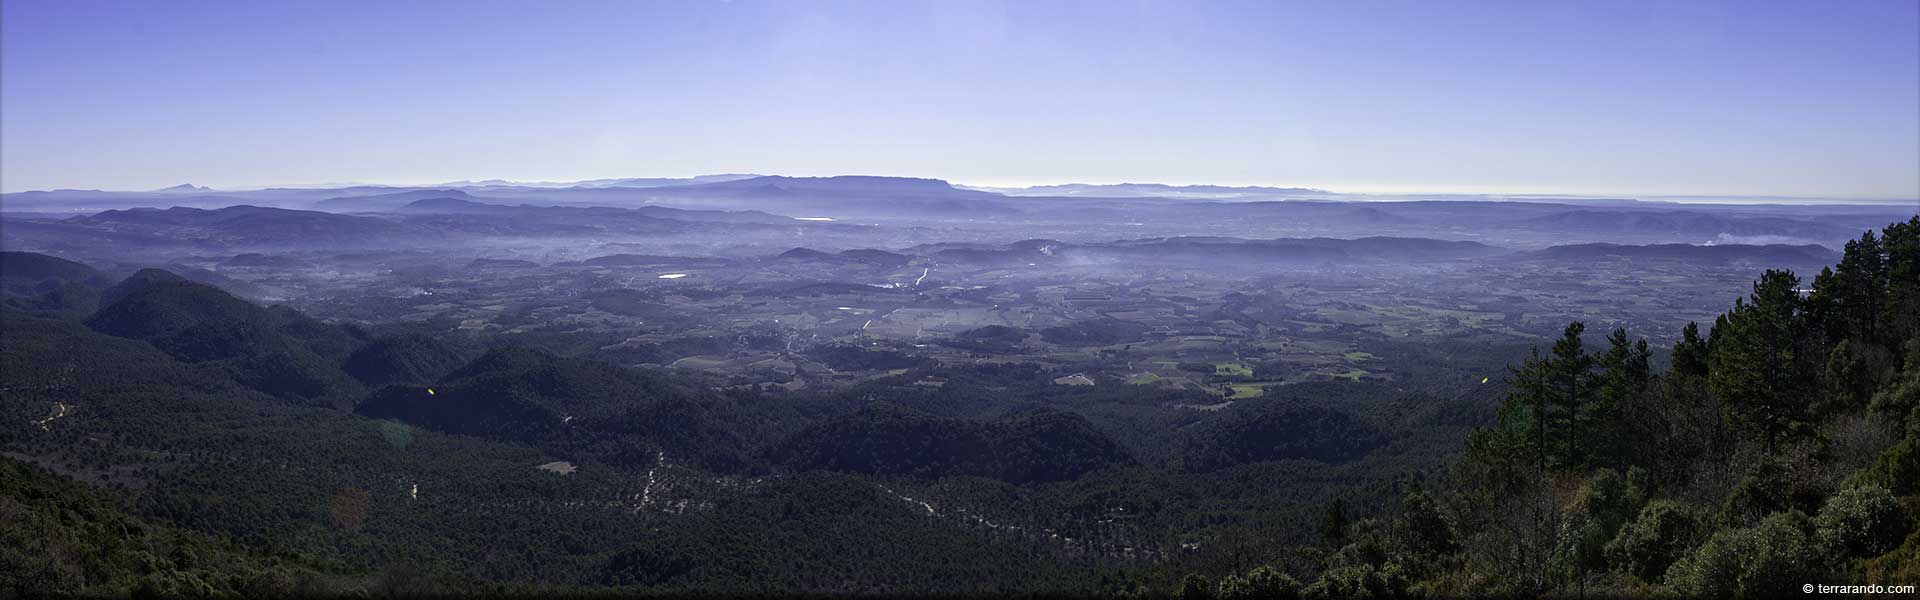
[{"xmin": 4, "ymin": 174, "xmax": 1918, "ymax": 207}]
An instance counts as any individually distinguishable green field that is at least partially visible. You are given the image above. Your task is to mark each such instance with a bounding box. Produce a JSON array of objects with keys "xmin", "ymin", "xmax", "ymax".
[
  {"xmin": 1126, "ymin": 373, "xmax": 1162, "ymax": 385},
  {"xmin": 1343, "ymin": 351, "xmax": 1374, "ymax": 361},
  {"xmin": 1228, "ymin": 384, "xmax": 1265, "ymax": 398},
  {"xmin": 1214, "ymin": 362, "xmax": 1254, "ymax": 377}
]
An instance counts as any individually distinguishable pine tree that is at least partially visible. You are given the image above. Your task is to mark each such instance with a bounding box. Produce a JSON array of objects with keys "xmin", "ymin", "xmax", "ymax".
[
  {"xmin": 1881, "ymin": 217, "xmax": 1920, "ymax": 356},
  {"xmin": 1502, "ymin": 347, "xmax": 1555, "ymax": 465},
  {"xmin": 1401, "ymin": 487, "xmax": 1457, "ymax": 557},
  {"xmin": 1822, "ymin": 339, "xmax": 1873, "ymax": 414},
  {"xmin": 1708, "ymin": 270, "xmax": 1813, "ymax": 449},
  {"xmin": 1671, "ymin": 321, "xmax": 1710, "ymax": 379},
  {"xmin": 1324, "ymin": 499, "xmax": 1351, "ymax": 547},
  {"xmin": 1547, "ymin": 322, "xmax": 1596, "ymax": 467},
  {"xmin": 1807, "ymin": 266, "xmax": 1842, "ymax": 345},
  {"xmin": 1594, "ymin": 328, "xmax": 1651, "ymax": 467},
  {"xmin": 1831, "ymin": 231, "xmax": 1887, "ymax": 344},
  {"xmin": 1496, "ymin": 322, "xmax": 1602, "ymax": 469}
]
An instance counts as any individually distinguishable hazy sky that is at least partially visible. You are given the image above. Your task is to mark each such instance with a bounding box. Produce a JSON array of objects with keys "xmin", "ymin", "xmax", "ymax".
[{"xmin": 3, "ymin": 0, "xmax": 1917, "ymax": 199}]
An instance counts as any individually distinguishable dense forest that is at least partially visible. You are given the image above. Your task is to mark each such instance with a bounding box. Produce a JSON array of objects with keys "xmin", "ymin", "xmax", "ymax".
[
  {"xmin": 1184, "ymin": 216, "xmax": 1920, "ymax": 598},
  {"xmin": 3, "ymin": 217, "xmax": 1918, "ymax": 597}
]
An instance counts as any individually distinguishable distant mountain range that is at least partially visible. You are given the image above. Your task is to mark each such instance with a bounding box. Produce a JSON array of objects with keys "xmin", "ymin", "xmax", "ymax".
[
  {"xmin": 437, "ymin": 173, "xmax": 763, "ymax": 189},
  {"xmin": 74, "ymin": 205, "xmax": 409, "ymax": 245},
  {"xmin": 4, "ymin": 174, "xmax": 1914, "ymax": 257},
  {"xmin": 967, "ymin": 182, "xmax": 1331, "ymax": 199},
  {"xmin": 313, "ymin": 189, "xmax": 481, "ymax": 212},
  {"xmin": 10, "ymin": 174, "xmax": 1914, "ymax": 208},
  {"xmin": 770, "ymin": 236, "xmax": 1842, "ymax": 269},
  {"xmin": 2, "ymin": 198, "xmax": 804, "ymax": 255},
  {"xmin": 151, "ymin": 183, "xmax": 215, "ymax": 193},
  {"xmin": 888, "ymin": 236, "xmax": 1503, "ymax": 267},
  {"xmin": 1524, "ymin": 243, "xmax": 1841, "ymax": 266}
]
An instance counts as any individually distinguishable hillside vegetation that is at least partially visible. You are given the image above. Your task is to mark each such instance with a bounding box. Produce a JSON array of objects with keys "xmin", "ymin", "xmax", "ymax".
[{"xmin": 1187, "ymin": 216, "xmax": 1920, "ymax": 598}]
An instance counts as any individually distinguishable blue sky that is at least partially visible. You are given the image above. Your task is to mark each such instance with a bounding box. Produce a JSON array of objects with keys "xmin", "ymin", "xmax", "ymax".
[{"xmin": 3, "ymin": 0, "xmax": 1917, "ymax": 199}]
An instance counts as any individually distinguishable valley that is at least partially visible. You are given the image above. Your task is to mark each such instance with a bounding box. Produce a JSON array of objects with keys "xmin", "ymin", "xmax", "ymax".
[
  {"xmin": 6, "ymin": 2, "xmax": 1918, "ymax": 595},
  {"xmin": 2, "ymin": 177, "xmax": 1916, "ymax": 596}
]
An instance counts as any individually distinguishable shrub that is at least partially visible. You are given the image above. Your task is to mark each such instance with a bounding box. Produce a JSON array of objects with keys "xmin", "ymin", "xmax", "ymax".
[
  {"xmin": 1303, "ymin": 562, "xmax": 1407, "ymax": 600},
  {"xmin": 1815, "ymin": 484, "xmax": 1911, "ymax": 558},
  {"xmin": 1605, "ymin": 500, "xmax": 1705, "ymax": 583},
  {"xmin": 1564, "ymin": 469, "xmax": 1645, "ymax": 573},
  {"xmin": 1717, "ymin": 458, "xmax": 1825, "ymax": 528},
  {"xmin": 1847, "ymin": 438, "xmax": 1920, "ymax": 496},
  {"xmin": 1218, "ymin": 566, "xmax": 1301, "ymax": 600},
  {"xmin": 1178, "ymin": 574, "xmax": 1214, "ymax": 600},
  {"xmin": 1399, "ymin": 489, "xmax": 1457, "ymax": 558},
  {"xmin": 1666, "ymin": 511, "xmax": 1823, "ymax": 597},
  {"xmin": 1862, "ymin": 530, "xmax": 1920, "ymax": 586},
  {"xmin": 1577, "ymin": 469, "xmax": 1645, "ymax": 532},
  {"xmin": 1867, "ymin": 365, "xmax": 1920, "ymax": 433}
]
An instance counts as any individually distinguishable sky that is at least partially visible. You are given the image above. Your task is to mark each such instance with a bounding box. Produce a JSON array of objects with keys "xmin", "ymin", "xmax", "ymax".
[{"xmin": 3, "ymin": 0, "xmax": 1917, "ymax": 200}]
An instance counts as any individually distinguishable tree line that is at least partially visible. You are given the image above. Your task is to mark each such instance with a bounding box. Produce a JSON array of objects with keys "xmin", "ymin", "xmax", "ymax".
[{"xmin": 1185, "ymin": 216, "xmax": 1920, "ymax": 598}]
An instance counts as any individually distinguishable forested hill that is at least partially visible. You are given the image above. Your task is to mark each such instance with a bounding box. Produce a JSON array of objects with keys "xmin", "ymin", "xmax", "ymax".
[
  {"xmin": 1188, "ymin": 216, "xmax": 1920, "ymax": 598},
  {"xmin": 774, "ymin": 403, "xmax": 1133, "ymax": 484},
  {"xmin": 0, "ymin": 297, "xmax": 1108, "ymax": 596},
  {"xmin": 4, "ymin": 218, "xmax": 1918, "ymax": 597}
]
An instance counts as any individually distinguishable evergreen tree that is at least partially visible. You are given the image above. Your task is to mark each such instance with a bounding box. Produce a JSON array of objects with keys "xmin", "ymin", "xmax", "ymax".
[
  {"xmin": 1593, "ymin": 329, "xmax": 1650, "ymax": 465},
  {"xmin": 1401, "ymin": 488, "xmax": 1457, "ymax": 558},
  {"xmin": 1821, "ymin": 338, "xmax": 1878, "ymax": 415},
  {"xmin": 1882, "ymin": 217, "xmax": 1920, "ymax": 358},
  {"xmin": 1671, "ymin": 321, "xmax": 1709, "ymax": 379},
  {"xmin": 1496, "ymin": 322, "xmax": 1601, "ymax": 469},
  {"xmin": 1324, "ymin": 499, "xmax": 1351, "ymax": 547},
  {"xmin": 1546, "ymin": 322, "xmax": 1596, "ymax": 467},
  {"xmin": 1806, "ymin": 266, "xmax": 1842, "ymax": 345},
  {"xmin": 1179, "ymin": 574, "xmax": 1215, "ymax": 600},
  {"xmin": 1502, "ymin": 347, "xmax": 1556, "ymax": 465},
  {"xmin": 1830, "ymin": 231, "xmax": 1887, "ymax": 344},
  {"xmin": 1707, "ymin": 270, "xmax": 1813, "ymax": 449},
  {"xmin": 1661, "ymin": 320, "xmax": 1723, "ymax": 475}
]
